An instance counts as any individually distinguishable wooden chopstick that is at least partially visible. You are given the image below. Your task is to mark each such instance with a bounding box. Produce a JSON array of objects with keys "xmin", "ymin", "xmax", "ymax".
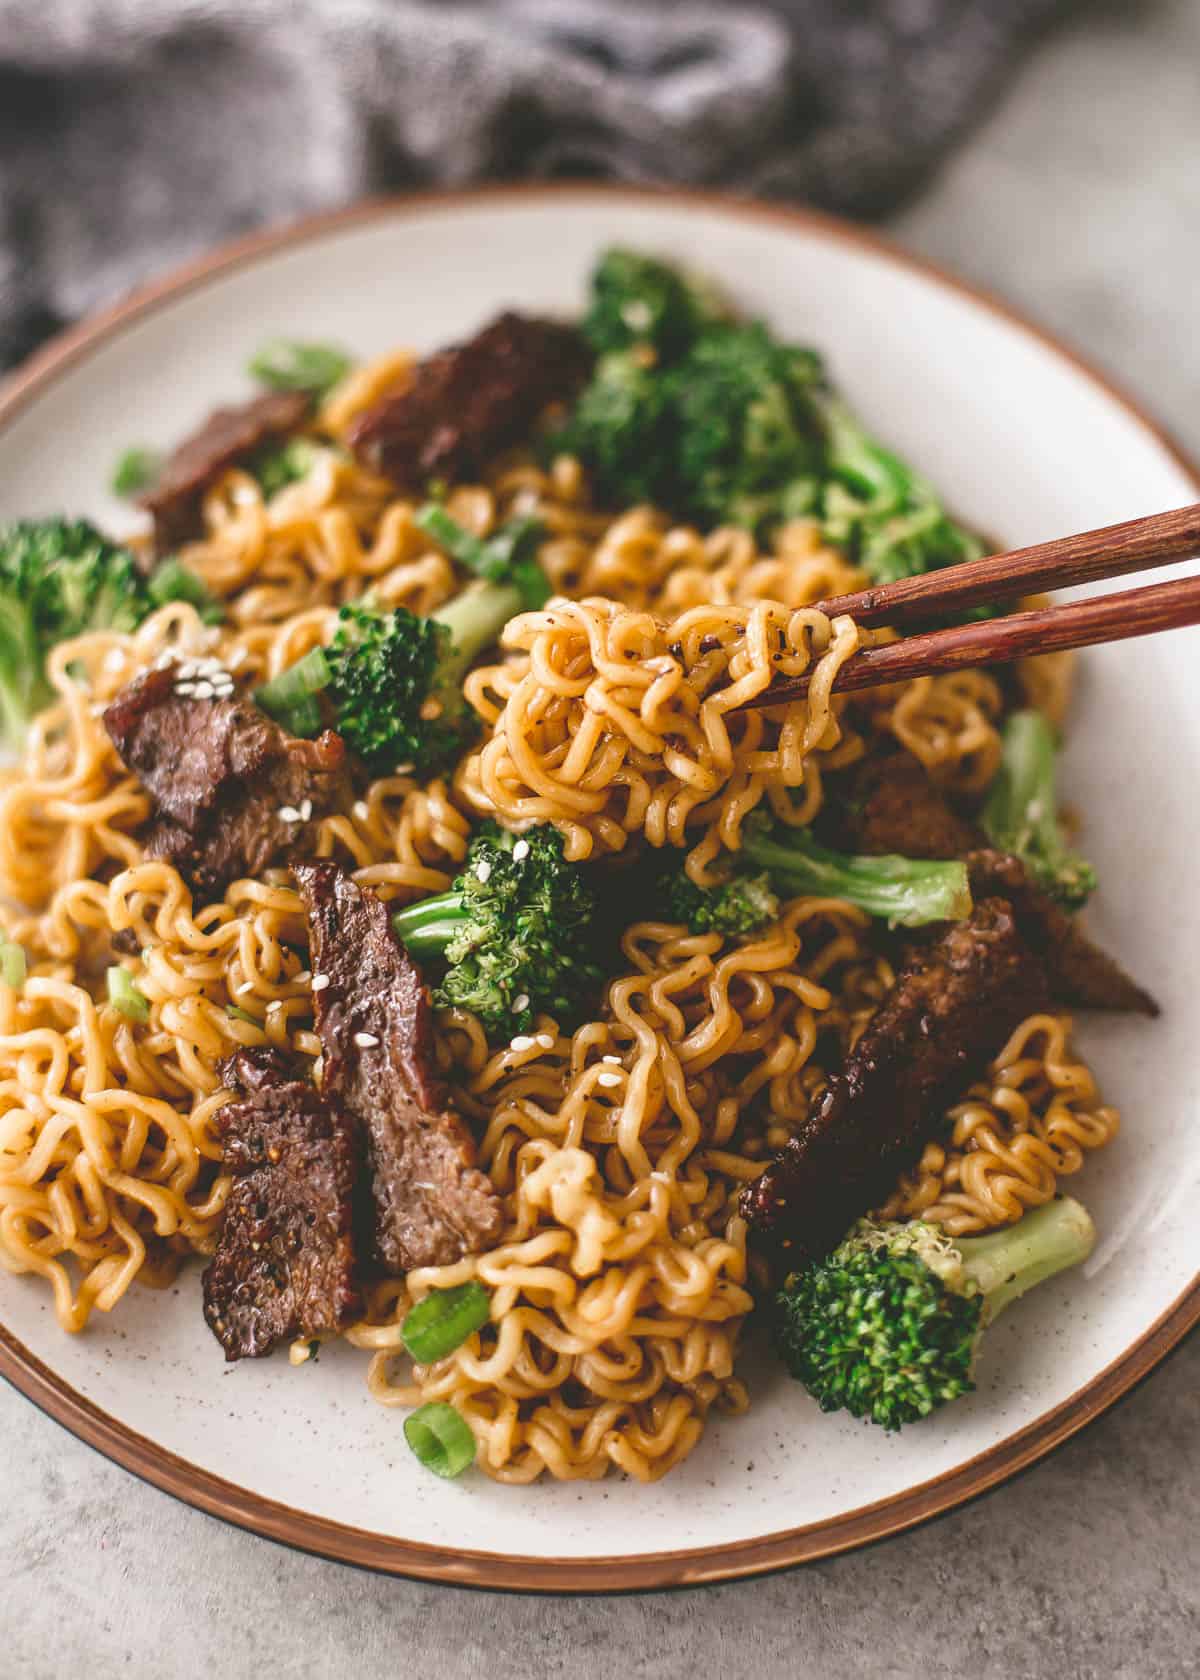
[
  {"xmin": 741, "ymin": 572, "xmax": 1200, "ymax": 708},
  {"xmin": 816, "ymin": 501, "xmax": 1200, "ymax": 628}
]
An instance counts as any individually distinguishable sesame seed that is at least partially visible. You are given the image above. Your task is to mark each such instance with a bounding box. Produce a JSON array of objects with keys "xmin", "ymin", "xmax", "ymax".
[
  {"xmin": 511, "ymin": 840, "xmax": 530, "ymax": 862},
  {"xmin": 267, "ymin": 1000, "xmax": 283, "ymax": 1015},
  {"xmin": 312, "ymin": 974, "xmax": 330, "ymax": 992},
  {"xmin": 511, "ymin": 992, "xmax": 530, "ymax": 1013},
  {"xmin": 535, "ymin": 1033, "xmax": 555, "ymax": 1050},
  {"xmin": 602, "ymin": 1054, "xmax": 622, "ymax": 1065},
  {"xmin": 175, "ymin": 660, "xmax": 198, "ymax": 680},
  {"xmin": 392, "ymin": 763, "xmax": 414, "ymax": 776},
  {"xmin": 174, "ymin": 682, "xmax": 196, "ymax": 697},
  {"xmin": 278, "ymin": 806, "xmax": 302, "ymax": 823},
  {"xmin": 193, "ymin": 681, "xmax": 214, "ymax": 699},
  {"xmin": 235, "ymin": 980, "xmax": 254, "ymax": 995},
  {"xmin": 597, "ymin": 1071, "xmax": 622, "ymax": 1088},
  {"xmin": 353, "ymin": 801, "xmax": 369, "ymax": 822},
  {"xmin": 475, "ymin": 860, "xmax": 492, "ymax": 884},
  {"xmin": 299, "ymin": 799, "xmax": 313, "ymax": 822},
  {"xmin": 509, "ymin": 1035, "xmax": 535, "ymax": 1052},
  {"xmin": 293, "ymin": 970, "xmax": 311, "ymax": 984},
  {"xmin": 354, "ymin": 1031, "xmax": 380, "ymax": 1048},
  {"xmin": 103, "ymin": 648, "xmax": 126, "ymax": 674}
]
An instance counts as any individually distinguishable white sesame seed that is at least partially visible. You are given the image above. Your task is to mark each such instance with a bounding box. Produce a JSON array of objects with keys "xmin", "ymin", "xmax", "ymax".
[
  {"xmin": 174, "ymin": 682, "xmax": 196, "ymax": 697},
  {"xmin": 293, "ymin": 969, "xmax": 311, "ymax": 984},
  {"xmin": 267, "ymin": 1000, "xmax": 283, "ymax": 1014},
  {"xmin": 235, "ymin": 980, "xmax": 255, "ymax": 995},
  {"xmin": 103, "ymin": 648, "xmax": 126, "ymax": 674},
  {"xmin": 353, "ymin": 800, "xmax": 369, "ymax": 822},
  {"xmin": 311, "ymin": 974, "xmax": 330, "ymax": 992},
  {"xmin": 193, "ymin": 681, "xmax": 214, "ymax": 699},
  {"xmin": 511, "ymin": 840, "xmax": 530, "ymax": 862},
  {"xmin": 602, "ymin": 1054, "xmax": 622, "ymax": 1065},
  {"xmin": 597, "ymin": 1071, "xmax": 622, "ymax": 1088},
  {"xmin": 278, "ymin": 806, "xmax": 302, "ymax": 823},
  {"xmin": 509, "ymin": 1035, "xmax": 535, "ymax": 1052},
  {"xmin": 511, "ymin": 992, "xmax": 530, "ymax": 1013},
  {"xmin": 392, "ymin": 763, "xmax": 414, "ymax": 776},
  {"xmin": 299, "ymin": 799, "xmax": 313, "ymax": 822},
  {"xmin": 475, "ymin": 860, "xmax": 492, "ymax": 884},
  {"xmin": 535, "ymin": 1033, "xmax": 555, "ymax": 1050},
  {"xmin": 175, "ymin": 660, "xmax": 198, "ymax": 680},
  {"xmin": 354, "ymin": 1031, "xmax": 380, "ymax": 1048}
]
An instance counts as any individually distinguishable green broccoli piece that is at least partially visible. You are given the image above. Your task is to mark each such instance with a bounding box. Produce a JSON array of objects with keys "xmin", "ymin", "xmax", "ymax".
[
  {"xmin": 0, "ymin": 518, "xmax": 221, "ymax": 750},
  {"xmin": 546, "ymin": 349, "xmax": 676, "ymax": 508},
  {"xmin": 813, "ymin": 390, "xmax": 987, "ymax": 587},
  {"xmin": 256, "ymin": 508, "xmax": 546, "ymax": 773},
  {"xmin": 111, "ymin": 447, "xmax": 163, "ymax": 499},
  {"xmin": 247, "ymin": 339, "xmax": 353, "ymax": 399},
  {"xmin": 391, "ymin": 823, "xmax": 604, "ymax": 1036},
  {"xmin": 581, "ymin": 247, "xmax": 728, "ymax": 359},
  {"xmin": 775, "ymin": 1198, "xmax": 1095, "ymax": 1430},
  {"xmin": 143, "ymin": 556, "xmax": 223, "ymax": 625},
  {"xmin": 663, "ymin": 868, "xmax": 780, "ymax": 937},
  {"xmin": 740, "ymin": 816, "xmax": 971, "ymax": 928},
  {"xmin": 982, "ymin": 709, "xmax": 1097, "ymax": 908},
  {"xmin": 251, "ymin": 436, "xmax": 325, "ymax": 499}
]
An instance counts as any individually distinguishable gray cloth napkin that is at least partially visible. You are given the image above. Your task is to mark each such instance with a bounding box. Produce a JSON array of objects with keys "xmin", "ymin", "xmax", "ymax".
[{"xmin": 0, "ymin": 0, "xmax": 1077, "ymax": 368}]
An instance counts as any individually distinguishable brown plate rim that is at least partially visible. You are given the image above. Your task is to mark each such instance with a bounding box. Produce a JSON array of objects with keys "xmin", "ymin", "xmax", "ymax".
[{"xmin": 0, "ymin": 182, "xmax": 1197, "ymax": 1593}]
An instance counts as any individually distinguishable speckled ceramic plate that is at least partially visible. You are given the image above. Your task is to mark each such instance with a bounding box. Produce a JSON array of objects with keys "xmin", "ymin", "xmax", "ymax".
[{"xmin": 1, "ymin": 187, "xmax": 1197, "ymax": 1591}]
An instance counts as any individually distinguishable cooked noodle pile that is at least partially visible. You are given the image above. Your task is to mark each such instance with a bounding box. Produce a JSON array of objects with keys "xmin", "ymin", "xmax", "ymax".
[{"xmin": 0, "ymin": 367, "xmax": 1113, "ymax": 1480}]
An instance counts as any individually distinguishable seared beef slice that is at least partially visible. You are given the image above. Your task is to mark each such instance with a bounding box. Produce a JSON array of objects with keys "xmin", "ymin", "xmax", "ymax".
[
  {"xmin": 742, "ymin": 898, "xmax": 1047, "ymax": 1269},
  {"xmin": 202, "ymin": 1048, "xmax": 362, "ymax": 1361},
  {"xmin": 293, "ymin": 862, "xmax": 504, "ymax": 1272},
  {"xmin": 104, "ymin": 664, "xmax": 348, "ymax": 897},
  {"xmin": 348, "ymin": 312, "xmax": 589, "ymax": 485},
  {"xmin": 141, "ymin": 389, "xmax": 309, "ymax": 553}
]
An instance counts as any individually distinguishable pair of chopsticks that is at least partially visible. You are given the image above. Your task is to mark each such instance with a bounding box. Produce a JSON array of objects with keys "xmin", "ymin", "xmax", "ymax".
[{"xmin": 740, "ymin": 502, "xmax": 1200, "ymax": 708}]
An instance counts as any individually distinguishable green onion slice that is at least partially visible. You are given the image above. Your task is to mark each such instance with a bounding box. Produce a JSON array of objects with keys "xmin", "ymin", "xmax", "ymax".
[
  {"xmin": 0, "ymin": 938, "xmax": 26, "ymax": 989},
  {"xmin": 401, "ymin": 1282, "xmax": 491, "ymax": 1365},
  {"xmin": 248, "ymin": 340, "xmax": 352, "ymax": 398},
  {"xmin": 254, "ymin": 648, "xmax": 332, "ymax": 734},
  {"xmin": 111, "ymin": 447, "xmax": 162, "ymax": 498},
  {"xmin": 403, "ymin": 1402, "xmax": 477, "ymax": 1480},
  {"xmin": 107, "ymin": 966, "xmax": 150, "ymax": 1022},
  {"xmin": 225, "ymin": 1004, "xmax": 259, "ymax": 1026}
]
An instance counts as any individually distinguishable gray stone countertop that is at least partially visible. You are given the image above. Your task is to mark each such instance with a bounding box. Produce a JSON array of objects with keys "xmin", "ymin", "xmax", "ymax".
[{"xmin": 3, "ymin": 3, "xmax": 1198, "ymax": 1675}]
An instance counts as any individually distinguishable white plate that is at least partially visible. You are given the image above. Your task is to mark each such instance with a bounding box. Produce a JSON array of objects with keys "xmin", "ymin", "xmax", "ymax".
[{"xmin": 1, "ymin": 186, "xmax": 1197, "ymax": 1590}]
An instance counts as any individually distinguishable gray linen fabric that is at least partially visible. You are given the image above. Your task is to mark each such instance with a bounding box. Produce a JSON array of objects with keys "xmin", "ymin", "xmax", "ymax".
[{"xmin": 0, "ymin": 0, "xmax": 1078, "ymax": 367}]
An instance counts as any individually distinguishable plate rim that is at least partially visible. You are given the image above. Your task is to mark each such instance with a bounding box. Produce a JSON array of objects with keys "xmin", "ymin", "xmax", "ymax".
[{"xmin": 1, "ymin": 181, "xmax": 1197, "ymax": 1592}]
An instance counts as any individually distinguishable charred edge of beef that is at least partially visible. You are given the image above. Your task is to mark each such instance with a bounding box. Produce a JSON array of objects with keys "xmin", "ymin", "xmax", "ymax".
[
  {"xmin": 140, "ymin": 389, "xmax": 310, "ymax": 553},
  {"xmin": 741, "ymin": 897, "xmax": 1048, "ymax": 1271},
  {"xmin": 293, "ymin": 861, "xmax": 504, "ymax": 1273},
  {"xmin": 201, "ymin": 1061, "xmax": 362, "ymax": 1362},
  {"xmin": 821, "ymin": 751, "xmax": 983, "ymax": 860},
  {"xmin": 347, "ymin": 311, "xmax": 590, "ymax": 486},
  {"xmin": 965, "ymin": 848, "xmax": 1159, "ymax": 1017},
  {"xmin": 104, "ymin": 663, "xmax": 349, "ymax": 898}
]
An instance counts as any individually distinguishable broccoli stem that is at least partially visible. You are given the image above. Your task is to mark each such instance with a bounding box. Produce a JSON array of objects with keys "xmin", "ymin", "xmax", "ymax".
[
  {"xmin": 391, "ymin": 891, "xmax": 468, "ymax": 958},
  {"xmin": 982, "ymin": 710, "xmax": 1096, "ymax": 908},
  {"xmin": 956, "ymin": 1196, "xmax": 1096, "ymax": 1322},
  {"xmin": 740, "ymin": 826, "xmax": 971, "ymax": 928},
  {"xmin": 430, "ymin": 580, "xmax": 525, "ymax": 681}
]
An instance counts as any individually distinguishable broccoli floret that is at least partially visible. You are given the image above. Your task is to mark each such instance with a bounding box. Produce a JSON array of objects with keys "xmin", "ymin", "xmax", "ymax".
[
  {"xmin": 582, "ymin": 247, "xmax": 728, "ymax": 359},
  {"xmin": 255, "ymin": 509, "xmax": 545, "ymax": 772},
  {"xmin": 665, "ymin": 324, "xmax": 826, "ymax": 532},
  {"xmin": 982, "ymin": 709, "xmax": 1097, "ymax": 908},
  {"xmin": 775, "ymin": 1198, "xmax": 1095, "ymax": 1430},
  {"xmin": 0, "ymin": 518, "xmax": 221, "ymax": 750},
  {"xmin": 740, "ymin": 816, "xmax": 971, "ymax": 928},
  {"xmin": 391, "ymin": 823, "xmax": 604, "ymax": 1035},
  {"xmin": 663, "ymin": 868, "xmax": 780, "ymax": 937},
  {"xmin": 111, "ymin": 447, "xmax": 163, "ymax": 498},
  {"xmin": 548, "ymin": 350, "xmax": 676, "ymax": 508},
  {"xmin": 813, "ymin": 390, "xmax": 987, "ymax": 588}
]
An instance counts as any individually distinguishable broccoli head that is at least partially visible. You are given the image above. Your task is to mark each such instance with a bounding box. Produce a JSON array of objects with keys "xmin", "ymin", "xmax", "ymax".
[
  {"xmin": 663, "ymin": 867, "xmax": 780, "ymax": 937},
  {"xmin": 775, "ymin": 1198, "xmax": 1095, "ymax": 1430},
  {"xmin": 582, "ymin": 247, "xmax": 728, "ymax": 359},
  {"xmin": 392, "ymin": 823, "xmax": 604, "ymax": 1036}
]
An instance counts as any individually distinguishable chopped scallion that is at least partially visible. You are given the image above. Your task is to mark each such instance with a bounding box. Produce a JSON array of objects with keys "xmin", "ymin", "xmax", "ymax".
[
  {"xmin": 225, "ymin": 1004, "xmax": 259, "ymax": 1025},
  {"xmin": 248, "ymin": 339, "xmax": 352, "ymax": 398},
  {"xmin": 403, "ymin": 1402, "xmax": 477, "ymax": 1480},
  {"xmin": 107, "ymin": 965, "xmax": 149, "ymax": 1022},
  {"xmin": 414, "ymin": 505, "xmax": 550, "ymax": 611},
  {"xmin": 0, "ymin": 938, "xmax": 26, "ymax": 989},
  {"xmin": 254, "ymin": 647, "xmax": 333, "ymax": 735},
  {"xmin": 111, "ymin": 447, "xmax": 162, "ymax": 498},
  {"xmin": 401, "ymin": 1282, "xmax": 491, "ymax": 1365}
]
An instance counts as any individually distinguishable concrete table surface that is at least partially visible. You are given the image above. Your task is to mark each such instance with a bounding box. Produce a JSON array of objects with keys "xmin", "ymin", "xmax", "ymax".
[{"xmin": 3, "ymin": 3, "xmax": 1198, "ymax": 1675}]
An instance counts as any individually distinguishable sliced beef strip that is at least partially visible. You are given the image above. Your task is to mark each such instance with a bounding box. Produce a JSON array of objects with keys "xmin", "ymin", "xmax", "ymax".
[
  {"xmin": 140, "ymin": 388, "xmax": 310, "ymax": 554},
  {"xmin": 293, "ymin": 861, "xmax": 504, "ymax": 1272},
  {"xmin": 348, "ymin": 311, "xmax": 590, "ymax": 486},
  {"xmin": 104, "ymin": 664, "xmax": 349, "ymax": 899},
  {"xmin": 202, "ymin": 1048, "xmax": 362, "ymax": 1361},
  {"xmin": 826, "ymin": 750, "xmax": 1156, "ymax": 1015},
  {"xmin": 741, "ymin": 898, "xmax": 1049, "ymax": 1271}
]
